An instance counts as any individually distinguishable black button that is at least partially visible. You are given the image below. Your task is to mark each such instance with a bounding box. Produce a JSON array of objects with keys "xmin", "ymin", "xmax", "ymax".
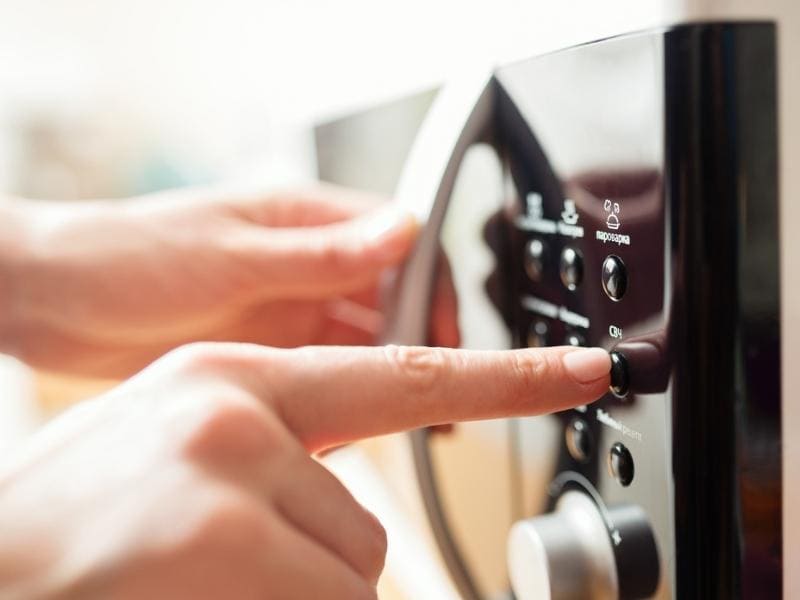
[
  {"xmin": 609, "ymin": 351, "xmax": 629, "ymax": 398},
  {"xmin": 564, "ymin": 330, "xmax": 586, "ymax": 347},
  {"xmin": 527, "ymin": 319, "xmax": 550, "ymax": 347},
  {"xmin": 608, "ymin": 442, "xmax": 635, "ymax": 486},
  {"xmin": 523, "ymin": 238, "xmax": 548, "ymax": 282},
  {"xmin": 559, "ymin": 246, "xmax": 584, "ymax": 291},
  {"xmin": 565, "ymin": 418, "xmax": 593, "ymax": 463},
  {"xmin": 602, "ymin": 255, "xmax": 628, "ymax": 301}
]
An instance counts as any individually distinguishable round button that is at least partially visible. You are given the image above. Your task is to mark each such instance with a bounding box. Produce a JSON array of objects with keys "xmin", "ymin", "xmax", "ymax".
[
  {"xmin": 601, "ymin": 255, "xmax": 628, "ymax": 300},
  {"xmin": 608, "ymin": 442, "xmax": 635, "ymax": 486},
  {"xmin": 565, "ymin": 418, "xmax": 593, "ymax": 463},
  {"xmin": 559, "ymin": 246, "xmax": 584, "ymax": 291},
  {"xmin": 527, "ymin": 319, "xmax": 550, "ymax": 348},
  {"xmin": 523, "ymin": 238, "xmax": 548, "ymax": 282},
  {"xmin": 564, "ymin": 330, "xmax": 586, "ymax": 347},
  {"xmin": 609, "ymin": 351, "xmax": 629, "ymax": 398}
]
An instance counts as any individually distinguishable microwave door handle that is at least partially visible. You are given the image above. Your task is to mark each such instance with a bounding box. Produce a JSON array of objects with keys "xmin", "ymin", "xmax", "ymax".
[
  {"xmin": 384, "ymin": 73, "xmax": 496, "ymax": 346},
  {"xmin": 383, "ymin": 73, "xmax": 496, "ymax": 600}
]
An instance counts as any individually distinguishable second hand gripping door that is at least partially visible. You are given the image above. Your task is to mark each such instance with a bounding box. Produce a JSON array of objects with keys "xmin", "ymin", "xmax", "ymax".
[{"xmin": 384, "ymin": 23, "xmax": 781, "ymax": 600}]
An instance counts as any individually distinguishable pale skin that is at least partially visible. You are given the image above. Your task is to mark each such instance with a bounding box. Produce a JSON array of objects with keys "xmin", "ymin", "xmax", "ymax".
[
  {"xmin": 0, "ymin": 185, "xmax": 459, "ymax": 377},
  {"xmin": 0, "ymin": 186, "xmax": 611, "ymax": 599}
]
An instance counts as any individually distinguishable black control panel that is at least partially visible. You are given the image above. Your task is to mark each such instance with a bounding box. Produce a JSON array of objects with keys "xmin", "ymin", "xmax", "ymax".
[{"xmin": 489, "ymin": 22, "xmax": 781, "ymax": 599}]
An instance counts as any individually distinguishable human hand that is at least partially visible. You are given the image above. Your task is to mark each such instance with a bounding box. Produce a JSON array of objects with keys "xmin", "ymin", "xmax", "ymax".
[
  {"xmin": 0, "ymin": 342, "xmax": 610, "ymax": 599},
  {"xmin": 0, "ymin": 185, "xmax": 458, "ymax": 378}
]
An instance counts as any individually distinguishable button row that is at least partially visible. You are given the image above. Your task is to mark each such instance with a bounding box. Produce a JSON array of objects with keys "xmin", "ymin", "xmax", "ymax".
[
  {"xmin": 523, "ymin": 238, "xmax": 628, "ymax": 301},
  {"xmin": 565, "ymin": 419, "xmax": 635, "ymax": 487},
  {"xmin": 524, "ymin": 239, "xmax": 585, "ymax": 290}
]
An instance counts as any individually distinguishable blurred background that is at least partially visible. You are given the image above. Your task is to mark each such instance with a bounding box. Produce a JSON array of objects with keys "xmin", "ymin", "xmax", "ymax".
[
  {"xmin": 0, "ymin": 1, "xmax": 690, "ymax": 598},
  {"xmin": 0, "ymin": 0, "xmax": 678, "ymax": 200}
]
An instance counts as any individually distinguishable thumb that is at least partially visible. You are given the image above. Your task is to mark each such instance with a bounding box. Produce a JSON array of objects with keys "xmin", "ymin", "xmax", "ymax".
[{"xmin": 248, "ymin": 204, "xmax": 419, "ymax": 299}]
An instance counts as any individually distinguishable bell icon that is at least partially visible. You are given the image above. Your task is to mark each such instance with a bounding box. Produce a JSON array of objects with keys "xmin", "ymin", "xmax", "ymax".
[{"xmin": 604, "ymin": 200, "xmax": 621, "ymax": 230}]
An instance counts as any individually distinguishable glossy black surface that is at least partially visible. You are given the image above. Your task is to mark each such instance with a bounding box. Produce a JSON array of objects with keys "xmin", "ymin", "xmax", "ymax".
[
  {"xmin": 496, "ymin": 29, "xmax": 674, "ymax": 596},
  {"xmin": 664, "ymin": 24, "xmax": 781, "ymax": 598}
]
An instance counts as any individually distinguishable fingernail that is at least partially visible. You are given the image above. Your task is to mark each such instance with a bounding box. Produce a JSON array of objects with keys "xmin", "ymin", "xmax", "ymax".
[
  {"xmin": 364, "ymin": 206, "xmax": 419, "ymax": 260},
  {"xmin": 562, "ymin": 348, "xmax": 611, "ymax": 384}
]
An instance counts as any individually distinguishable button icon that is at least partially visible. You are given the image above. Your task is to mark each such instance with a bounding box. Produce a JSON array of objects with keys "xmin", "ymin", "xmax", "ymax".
[
  {"xmin": 561, "ymin": 199, "xmax": 579, "ymax": 225},
  {"xmin": 603, "ymin": 199, "xmax": 621, "ymax": 230},
  {"xmin": 526, "ymin": 192, "xmax": 544, "ymax": 220}
]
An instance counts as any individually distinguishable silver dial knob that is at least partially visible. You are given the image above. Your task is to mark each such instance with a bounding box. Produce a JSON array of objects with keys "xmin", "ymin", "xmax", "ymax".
[
  {"xmin": 508, "ymin": 491, "xmax": 617, "ymax": 600},
  {"xmin": 507, "ymin": 491, "xmax": 660, "ymax": 600}
]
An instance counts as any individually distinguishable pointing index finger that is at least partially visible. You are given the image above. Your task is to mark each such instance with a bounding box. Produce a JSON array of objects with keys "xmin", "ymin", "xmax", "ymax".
[{"xmin": 256, "ymin": 345, "xmax": 610, "ymax": 452}]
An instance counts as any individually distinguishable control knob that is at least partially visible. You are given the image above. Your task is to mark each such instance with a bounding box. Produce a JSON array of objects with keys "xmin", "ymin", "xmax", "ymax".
[{"xmin": 507, "ymin": 491, "xmax": 660, "ymax": 599}]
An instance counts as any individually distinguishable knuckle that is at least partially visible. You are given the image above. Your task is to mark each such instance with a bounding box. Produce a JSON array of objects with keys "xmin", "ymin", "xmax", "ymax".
[
  {"xmin": 162, "ymin": 341, "xmax": 281, "ymax": 395},
  {"xmin": 182, "ymin": 397, "xmax": 280, "ymax": 463},
  {"xmin": 164, "ymin": 342, "xmax": 271, "ymax": 378},
  {"xmin": 383, "ymin": 345, "xmax": 446, "ymax": 398},
  {"xmin": 510, "ymin": 350, "xmax": 550, "ymax": 396},
  {"xmin": 164, "ymin": 342, "xmax": 224, "ymax": 375}
]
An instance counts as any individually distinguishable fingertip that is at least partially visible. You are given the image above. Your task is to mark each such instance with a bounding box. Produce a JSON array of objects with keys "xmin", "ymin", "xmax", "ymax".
[
  {"xmin": 561, "ymin": 347, "xmax": 611, "ymax": 385},
  {"xmin": 362, "ymin": 206, "xmax": 419, "ymax": 263}
]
